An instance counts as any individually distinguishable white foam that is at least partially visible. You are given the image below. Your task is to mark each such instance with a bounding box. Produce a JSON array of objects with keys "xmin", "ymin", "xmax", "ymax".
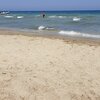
[
  {"xmin": 73, "ymin": 17, "xmax": 81, "ymax": 22},
  {"xmin": 4, "ymin": 16, "xmax": 14, "ymax": 18},
  {"xmin": 59, "ymin": 31, "xmax": 100, "ymax": 39},
  {"xmin": 38, "ymin": 26, "xmax": 46, "ymax": 30},
  {"xmin": 58, "ymin": 16, "xmax": 66, "ymax": 18},
  {"xmin": 82, "ymin": 33, "xmax": 100, "ymax": 39},
  {"xmin": 49, "ymin": 16, "xmax": 66, "ymax": 19},
  {"xmin": 17, "ymin": 16, "xmax": 24, "ymax": 19},
  {"xmin": 59, "ymin": 31, "xmax": 81, "ymax": 36},
  {"xmin": 49, "ymin": 16, "xmax": 57, "ymax": 18},
  {"xmin": 38, "ymin": 26, "xmax": 55, "ymax": 30}
]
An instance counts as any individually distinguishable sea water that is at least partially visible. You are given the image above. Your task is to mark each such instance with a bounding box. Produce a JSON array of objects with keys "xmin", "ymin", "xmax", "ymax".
[{"xmin": 0, "ymin": 11, "xmax": 100, "ymax": 39}]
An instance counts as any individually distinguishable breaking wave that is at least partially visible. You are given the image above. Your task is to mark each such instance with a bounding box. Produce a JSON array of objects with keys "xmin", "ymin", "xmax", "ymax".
[
  {"xmin": 73, "ymin": 17, "xmax": 81, "ymax": 22},
  {"xmin": 59, "ymin": 31, "xmax": 100, "ymax": 39},
  {"xmin": 17, "ymin": 16, "xmax": 24, "ymax": 19},
  {"xmin": 38, "ymin": 26, "xmax": 46, "ymax": 30},
  {"xmin": 38, "ymin": 26, "xmax": 54, "ymax": 30},
  {"xmin": 4, "ymin": 16, "xmax": 14, "ymax": 18}
]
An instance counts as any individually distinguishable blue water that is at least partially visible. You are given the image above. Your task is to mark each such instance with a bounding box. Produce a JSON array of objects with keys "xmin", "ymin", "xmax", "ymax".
[{"xmin": 0, "ymin": 11, "xmax": 100, "ymax": 39}]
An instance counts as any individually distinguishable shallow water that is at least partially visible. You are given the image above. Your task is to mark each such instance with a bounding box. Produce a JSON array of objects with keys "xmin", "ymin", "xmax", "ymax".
[{"xmin": 0, "ymin": 11, "xmax": 100, "ymax": 39}]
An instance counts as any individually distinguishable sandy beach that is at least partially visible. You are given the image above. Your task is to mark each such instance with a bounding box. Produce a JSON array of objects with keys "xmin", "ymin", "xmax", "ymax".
[{"xmin": 0, "ymin": 30, "xmax": 100, "ymax": 100}]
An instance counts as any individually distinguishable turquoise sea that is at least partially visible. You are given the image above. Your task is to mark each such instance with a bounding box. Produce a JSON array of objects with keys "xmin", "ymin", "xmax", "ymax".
[{"xmin": 0, "ymin": 11, "xmax": 100, "ymax": 39}]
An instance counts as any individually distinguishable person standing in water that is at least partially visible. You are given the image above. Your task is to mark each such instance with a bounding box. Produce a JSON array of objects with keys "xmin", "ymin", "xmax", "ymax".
[{"xmin": 42, "ymin": 12, "xmax": 46, "ymax": 18}]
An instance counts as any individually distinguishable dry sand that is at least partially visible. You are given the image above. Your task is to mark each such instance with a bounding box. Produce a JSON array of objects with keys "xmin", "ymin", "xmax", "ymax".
[{"xmin": 0, "ymin": 30, "xmax": 100, "ymax": 100}]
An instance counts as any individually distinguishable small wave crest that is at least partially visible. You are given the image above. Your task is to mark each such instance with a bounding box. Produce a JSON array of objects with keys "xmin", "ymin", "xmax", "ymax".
[
  {"xmin": 59, "ymin": 31, "xmax": 100, "ymax": 39},
  {"xmin": 17, "ymin": 16, "xmax": 24, "ymax": 19},
  {"xmin": 38, "ymin": 26, "xmax": 46, "ymax": 30},
  {"xmin": 59, "ymin": 31, "xmax": 81, "ymax": 36},
  {"xmin": 58, "ymin": 16, "xmax": 66, "ymax": 18},
  {"xmin": 49, "ymin": 16, "xmax": 66, "ymax": 19},
  {"xmin": 82, "ymin": 34, "xmax": 100, "ymax": 39},
  {"xmin": 38, "ymin": 26, "xmax": 54, "ymax": 30},
  {"xmin": 73, "ymin": 17, "xmax": 81, "ymax": 22},
  {"xmin": 4, "ymin": 16, "xmax": 14, "ymax": 18},
  {"xmin": 49, "ymin": 16, "xmax": 57, "ymax": 18}
]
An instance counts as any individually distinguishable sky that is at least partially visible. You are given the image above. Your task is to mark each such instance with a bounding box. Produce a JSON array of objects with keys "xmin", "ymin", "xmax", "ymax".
[{"xmin": 0, "ymin": 0, "xmax": 100, "ymax": 11}]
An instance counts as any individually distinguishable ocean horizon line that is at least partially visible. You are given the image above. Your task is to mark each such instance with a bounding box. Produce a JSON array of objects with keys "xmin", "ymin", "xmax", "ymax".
[{"xmin": 0, "ymin": 10, "xmax": 100, "ymax": 12}]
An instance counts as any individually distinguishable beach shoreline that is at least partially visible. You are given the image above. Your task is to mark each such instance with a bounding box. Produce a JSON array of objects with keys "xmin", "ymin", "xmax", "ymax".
[
  {"xmin": 0, "ymin": 29, "xmax": 100, "ymax": 100},
  {"xmin": 0, "ymin": 28, "xmax": 100, "ymax": 46}
]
